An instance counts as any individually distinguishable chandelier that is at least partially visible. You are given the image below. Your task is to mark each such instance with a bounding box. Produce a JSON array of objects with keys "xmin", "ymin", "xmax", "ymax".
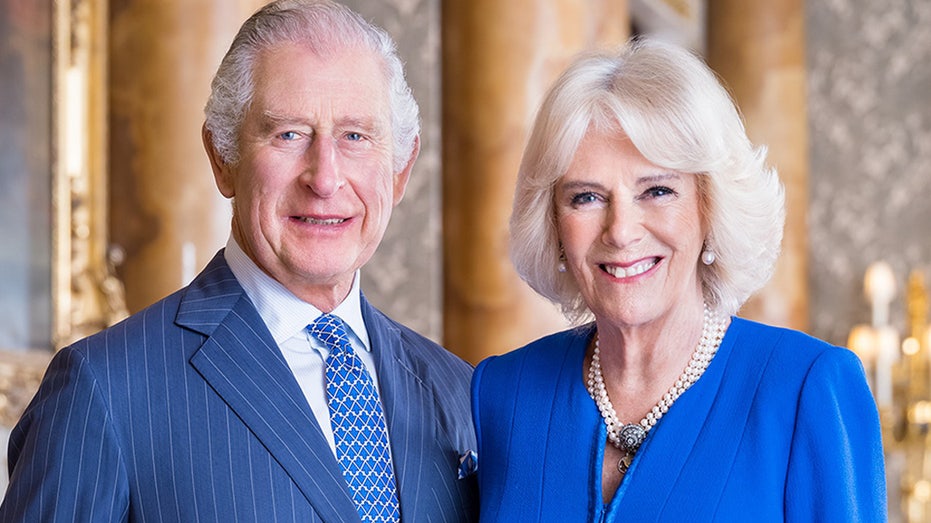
[{"xmin": 848, "ymin": 262, "xmax": 931, "ymax": 522}]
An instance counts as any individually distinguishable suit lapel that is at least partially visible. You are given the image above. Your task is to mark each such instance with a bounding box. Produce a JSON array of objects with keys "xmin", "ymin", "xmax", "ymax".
[
  {"xmin": 361, "ymin": 297, "xmax": 437, "ymax": 517},
  {"xmin": 179, "ymin": 252, "xmax": 359, "ymax": 523}
]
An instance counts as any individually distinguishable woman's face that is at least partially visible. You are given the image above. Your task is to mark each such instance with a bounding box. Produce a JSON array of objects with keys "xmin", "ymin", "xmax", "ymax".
[{"xmin": 554, "ymin": 129, "xmax": 705, "ymax": 328}]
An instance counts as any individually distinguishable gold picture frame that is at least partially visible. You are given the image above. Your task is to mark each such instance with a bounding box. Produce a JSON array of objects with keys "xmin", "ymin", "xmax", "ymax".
[
  {"xmin": 0, "ymin": 0, "xmax": 126, "ymax": 428},
  {"xmin": 52, "ymin": 0, "xmax": 127, "ymax": 350}
]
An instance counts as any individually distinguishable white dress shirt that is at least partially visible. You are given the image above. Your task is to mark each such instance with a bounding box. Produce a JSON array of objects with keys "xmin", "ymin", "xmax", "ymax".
[{"xmin": 224, "ymin": 237, "xmax": 384, "ymax": 455}]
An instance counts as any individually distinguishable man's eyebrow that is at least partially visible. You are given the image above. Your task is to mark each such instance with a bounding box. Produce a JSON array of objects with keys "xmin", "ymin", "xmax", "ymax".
[
  {"xmin": 257, "ymin": 113, "xmax": 385, "ymax": 134},
  {"xmin": 260, "ymin": 111, "xmax": 313, "ymax": 129},
  {"xmin": 335, "ymin": 116, "xmax": 385, "ymax": 134}
]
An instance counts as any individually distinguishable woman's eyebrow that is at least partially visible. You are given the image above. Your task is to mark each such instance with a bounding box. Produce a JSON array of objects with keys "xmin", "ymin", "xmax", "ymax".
[{"xmin": 636, "ymin": 172, "xmax": 681, "ymax": 185}]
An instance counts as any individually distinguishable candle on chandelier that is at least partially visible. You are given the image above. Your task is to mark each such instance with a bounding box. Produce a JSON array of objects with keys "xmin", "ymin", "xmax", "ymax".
[
  {"xmin": 874, "ymin": 326, "xmax": 899, "ymax": 409},
  {"xmin": 847, "ymin": 324, "xmax": 877, "ymax": 386},
  {"xmin": 864, "ymin": 261, "xmax": 896, "ymax": 328}
]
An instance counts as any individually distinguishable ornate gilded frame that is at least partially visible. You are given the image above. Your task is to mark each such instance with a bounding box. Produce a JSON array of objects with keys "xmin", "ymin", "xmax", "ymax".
[
  {"xmin": 52, "ymin": 0, "xmax": 126, "ymax": 350},
  {"xmin": 0, "ymin": 0, "xmax": 126, "ymax": 428}
]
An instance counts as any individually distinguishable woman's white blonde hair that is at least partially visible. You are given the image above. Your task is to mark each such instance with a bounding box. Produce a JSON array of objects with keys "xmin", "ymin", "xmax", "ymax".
[{"xmin": 510, "ymin": 38, "xmax": 785, "ymax": 321}]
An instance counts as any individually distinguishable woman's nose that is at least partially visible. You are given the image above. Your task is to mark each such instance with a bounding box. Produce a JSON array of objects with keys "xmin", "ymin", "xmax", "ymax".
[{"xmin": 602, "ymin": 199, "xmax": 645, "ymax": 249}]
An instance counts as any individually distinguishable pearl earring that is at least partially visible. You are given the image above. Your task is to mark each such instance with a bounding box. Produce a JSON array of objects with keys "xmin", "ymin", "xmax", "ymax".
[
  {"xmin": 558, "ymin": 247, "xmax": 567, "ymax": 273},
  {"xmin": 701, "ymin": 249, "xmax": 716, "ymax": 266}
]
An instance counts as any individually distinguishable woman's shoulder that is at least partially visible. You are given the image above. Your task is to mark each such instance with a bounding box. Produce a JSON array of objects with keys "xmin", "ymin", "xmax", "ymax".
[
  {"xmin": 473, "ymin": 326, "xmax": 594, "ymax": 395},
  {"xmin": 731, "ymin": 316, "xmax": 836, "ymax": 351},
  {"xmin": 728, "ymin": 316, "xmax": 863, "ymax": 377},
  {"xmin": 472, "ymin": 326, "xmax": 594, "ymax": 433}
]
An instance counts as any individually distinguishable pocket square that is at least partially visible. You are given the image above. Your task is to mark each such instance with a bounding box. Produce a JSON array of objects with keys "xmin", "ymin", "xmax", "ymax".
[{"xmin": 458, "ymin": 449, "xmax": 478, "ymax": 479}]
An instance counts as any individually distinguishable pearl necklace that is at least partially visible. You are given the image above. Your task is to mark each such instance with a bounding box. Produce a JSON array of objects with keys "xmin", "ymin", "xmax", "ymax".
[{"xmin": 585, "ymin": 304, "xmax": 727, "ymax": 475}]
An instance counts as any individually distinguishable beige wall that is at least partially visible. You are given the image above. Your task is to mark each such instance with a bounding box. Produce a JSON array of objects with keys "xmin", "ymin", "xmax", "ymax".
[
  {"xmin": 806, "ymin": 0, "xmax": 931, "ymax": 347},
  {"xmin": 340, "ymin": 0, "xmax": 445, "ymax": 341}
]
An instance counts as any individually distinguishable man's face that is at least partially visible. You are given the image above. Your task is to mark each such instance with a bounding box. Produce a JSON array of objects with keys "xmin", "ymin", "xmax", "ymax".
[{"xmin": 206, "ymin": 43, "xmax": 415, "ymax": 310}]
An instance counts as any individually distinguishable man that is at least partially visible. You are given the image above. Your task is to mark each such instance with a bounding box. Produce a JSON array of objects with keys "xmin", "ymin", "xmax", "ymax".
[{"xmin": 0, "ymin": 1, "xmax": 477, "ymax": 521}]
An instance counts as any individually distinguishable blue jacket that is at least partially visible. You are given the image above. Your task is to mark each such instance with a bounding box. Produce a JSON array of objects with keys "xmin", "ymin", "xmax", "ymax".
[
  {"xmin": 472, "ymin": 317, "xmax": 886, "ymax": 522},
  {"xmin": 2, "ymin": 251, "xmax": 478, "ymax": 522}
]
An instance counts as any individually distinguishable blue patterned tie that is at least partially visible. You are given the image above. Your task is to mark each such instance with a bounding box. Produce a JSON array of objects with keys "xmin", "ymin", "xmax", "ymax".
[{"xmin": 309, "ymin": 314, "xmax": 400, "ymax": 523}]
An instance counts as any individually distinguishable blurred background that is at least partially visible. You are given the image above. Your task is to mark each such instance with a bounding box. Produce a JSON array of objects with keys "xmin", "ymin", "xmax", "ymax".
[{"xmin": 1, "ymin": 0, "xmax": 929, "ymax": 519}]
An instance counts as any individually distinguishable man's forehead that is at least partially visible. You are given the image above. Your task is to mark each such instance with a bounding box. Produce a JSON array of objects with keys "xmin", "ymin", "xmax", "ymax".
[
  {"xmin": 248, "ymin": 46, "xmax": 391, "ymax": 123},
  {"xmin": 257, "ymin": 110, "xmax": 387, "ymax": 131}
]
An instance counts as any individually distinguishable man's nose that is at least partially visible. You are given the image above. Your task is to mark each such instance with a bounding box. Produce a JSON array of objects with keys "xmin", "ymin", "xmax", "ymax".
[{"xmin": 303, "ymin": 137, "xmax": 343, "ymax": 197}]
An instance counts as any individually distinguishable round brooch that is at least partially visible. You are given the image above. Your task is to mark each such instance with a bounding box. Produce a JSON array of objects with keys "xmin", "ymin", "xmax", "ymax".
[{"xmin": 618, "ymin": 423, "xmax": 647, "ymax": 453}]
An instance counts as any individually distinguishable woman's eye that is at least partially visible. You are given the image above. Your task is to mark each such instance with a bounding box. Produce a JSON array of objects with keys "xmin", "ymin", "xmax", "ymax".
[
  {"xmin": 346, "ymin": 132, "xmax": 364, "ymax": 142},
  {"xmin": 644, "ymin": 186, "xmax": 675, "ymax": 198},
  {"xmin": 570, "ymin": 192, "xmax": 600, "ymax": 207},
  {"xmin": 278, "ymin": 131, "xmax": 300, "ymax": 141}
]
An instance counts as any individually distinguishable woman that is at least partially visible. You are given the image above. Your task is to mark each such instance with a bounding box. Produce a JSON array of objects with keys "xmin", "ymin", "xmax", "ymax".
[{"xmin": 471, "ymin": 39, "xmax": 886, "ymax": 521}]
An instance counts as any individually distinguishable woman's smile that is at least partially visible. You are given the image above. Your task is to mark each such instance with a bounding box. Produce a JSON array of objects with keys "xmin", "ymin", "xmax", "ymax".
[{"xmin": 599, "ymin": 257, "xmax": 660, "ymax": 280}]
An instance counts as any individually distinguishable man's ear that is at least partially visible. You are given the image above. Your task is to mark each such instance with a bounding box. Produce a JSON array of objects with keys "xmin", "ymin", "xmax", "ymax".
[
  {"xmin": 392, "ymin": 135, "xmax": 420, "ymax": 206},
  {"xmin": 202, "ymin": 123, "xmax": 235, "ymax": 198}
]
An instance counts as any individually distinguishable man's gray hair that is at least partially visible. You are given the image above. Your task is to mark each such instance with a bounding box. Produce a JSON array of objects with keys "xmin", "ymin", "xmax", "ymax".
[{"xmin": 204, "ymin": 0, "xmax": 420, "ymax": 172}]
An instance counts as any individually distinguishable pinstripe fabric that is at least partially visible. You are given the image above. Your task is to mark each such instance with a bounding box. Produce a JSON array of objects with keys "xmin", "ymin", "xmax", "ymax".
[{"xmin": 0, "ymin": 251, "xmax": 478, "ymax": 522}]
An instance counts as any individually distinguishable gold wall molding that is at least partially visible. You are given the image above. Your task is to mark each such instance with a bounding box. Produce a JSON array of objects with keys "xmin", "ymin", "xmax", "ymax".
[
  {"xmin": 0, "ymin": 351, "xmax": 54, "ymax": 427},
  {"xmin": 53, "ymin": 0, "xmax": 127, "ymax": 350},
  {"xmin": 1, "ymin": 0, "xmax": 127, "ymax": 428}
]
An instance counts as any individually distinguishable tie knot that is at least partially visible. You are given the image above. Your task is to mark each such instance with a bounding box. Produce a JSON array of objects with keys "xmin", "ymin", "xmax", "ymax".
[
  {"xmin": 309, "ymin": 314, "xmax": 357, "ymax": 364},
  {"xmin": 309, "ymin": 313, "xmax": 348, "ymax": 346}
]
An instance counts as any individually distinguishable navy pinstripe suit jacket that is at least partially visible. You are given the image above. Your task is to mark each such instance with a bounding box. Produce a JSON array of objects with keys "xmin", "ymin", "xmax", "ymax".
[{"xmin": 1, "ymin": 251, "xmax": 478, "ymax": 522}]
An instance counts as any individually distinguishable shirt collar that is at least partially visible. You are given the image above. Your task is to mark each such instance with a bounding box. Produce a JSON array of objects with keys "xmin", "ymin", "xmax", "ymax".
[{"xmin": 223, "ymin": 236, "xmax": 370, "ymax": 351}]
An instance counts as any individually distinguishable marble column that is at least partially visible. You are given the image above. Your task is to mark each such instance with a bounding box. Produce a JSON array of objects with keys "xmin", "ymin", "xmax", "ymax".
[
  {"xmin": 706, "ymin": 0, "xmax": 809, "ymax": 330},
  {"xmin": 108, "ymin": 1, "xmax": 264, "ymax": 312},
  {"xmin": 442, "ymin": 0, "xmax": 629, "ymax": 363}
]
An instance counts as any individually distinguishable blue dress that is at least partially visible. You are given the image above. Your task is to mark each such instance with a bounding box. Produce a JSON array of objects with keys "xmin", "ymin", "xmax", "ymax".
[{"xmin": 471, "ymin": 317, "xmax": 886, "ymax": 522}]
